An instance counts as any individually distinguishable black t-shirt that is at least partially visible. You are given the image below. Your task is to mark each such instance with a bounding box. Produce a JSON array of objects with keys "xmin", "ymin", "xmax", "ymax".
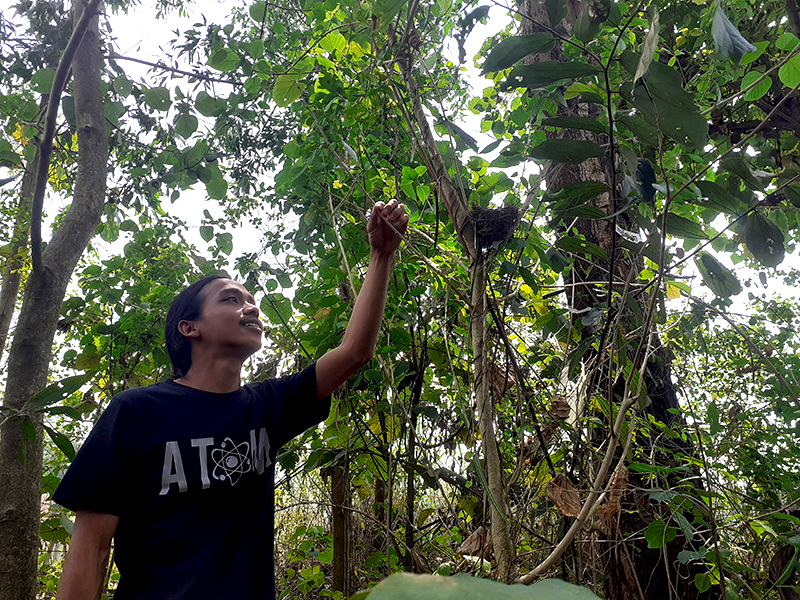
[{"xmin": 53, "ymin": 363, "xmax": 330, "ymax": 600}]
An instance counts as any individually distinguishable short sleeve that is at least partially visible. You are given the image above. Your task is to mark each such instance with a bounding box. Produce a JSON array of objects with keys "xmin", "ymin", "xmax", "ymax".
[
  {"xmin": 53, "ymin": 396, "xmax": 136, "ymax": 516},
  {"xmin": 267, "ymin": 362, "xmax": 331, "ymax": 450}
]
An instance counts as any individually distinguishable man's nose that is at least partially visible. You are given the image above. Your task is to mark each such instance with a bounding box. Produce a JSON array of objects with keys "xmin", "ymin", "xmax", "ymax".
[{"xmin": 244, "ymin": 301, "xmax": 259, "ymax": 317}]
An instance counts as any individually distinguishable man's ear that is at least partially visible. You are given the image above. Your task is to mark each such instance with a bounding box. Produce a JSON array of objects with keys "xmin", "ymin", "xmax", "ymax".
[{"xmin": 178, "ymin": 319, "xmax": 200, "ymax": 339}]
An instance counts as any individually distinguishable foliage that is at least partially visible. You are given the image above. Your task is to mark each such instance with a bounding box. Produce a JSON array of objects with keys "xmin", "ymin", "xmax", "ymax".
[{"xmin": 2, "ymin": 0, "xmax": 800, "ymax": 597}]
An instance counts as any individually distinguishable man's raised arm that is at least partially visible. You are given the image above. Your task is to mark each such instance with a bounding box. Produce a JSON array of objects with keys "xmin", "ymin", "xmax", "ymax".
[{"xmin": 316, "ymin": 199, "xmax": 409, "ymax": 398}]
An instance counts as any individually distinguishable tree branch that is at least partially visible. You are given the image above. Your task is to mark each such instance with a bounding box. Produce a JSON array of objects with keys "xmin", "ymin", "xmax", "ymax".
[
  {"xmin": 107, "ymin": 53, "xmax": 242, "ymax": 85},
  {"xmin": 30, "ymin": 0, "xmax": 102, "ymax": 274}
]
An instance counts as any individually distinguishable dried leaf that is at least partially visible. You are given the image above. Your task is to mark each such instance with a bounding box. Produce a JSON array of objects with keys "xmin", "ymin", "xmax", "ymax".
[
  {"xmin": 546, "ymin": 473, "xmax": 582, "ymax": 517},
  {"xmin": 457, "ymin": 525, "xmax": 493, "ymax": 559}
]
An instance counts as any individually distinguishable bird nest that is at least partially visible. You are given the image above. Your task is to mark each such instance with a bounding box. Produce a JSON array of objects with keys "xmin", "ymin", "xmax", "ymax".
[{"xmin": 470, "ymin": 205, "xmax": 519, "ymax": 248}]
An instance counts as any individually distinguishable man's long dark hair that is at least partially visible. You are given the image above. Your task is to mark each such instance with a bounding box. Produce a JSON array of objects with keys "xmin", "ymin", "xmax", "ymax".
[{"xmin": 165, "ymin": 275, "xmax": 226, "ymax": 378}]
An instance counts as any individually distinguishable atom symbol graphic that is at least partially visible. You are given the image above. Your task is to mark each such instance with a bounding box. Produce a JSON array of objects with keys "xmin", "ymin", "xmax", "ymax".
[{"xmin": 212, "ymin": 437, "xmax": 252, "ymax": 486}]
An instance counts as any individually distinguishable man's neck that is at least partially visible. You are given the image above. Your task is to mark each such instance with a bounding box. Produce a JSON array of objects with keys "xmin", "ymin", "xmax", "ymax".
[{"xmin": 175, "ymin": 357, "xmax": 243, "ymax": 393}]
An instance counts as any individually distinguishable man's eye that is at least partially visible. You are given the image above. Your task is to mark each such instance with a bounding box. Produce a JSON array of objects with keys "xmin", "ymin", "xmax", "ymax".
[{"xmin": 225, "ymin": 296, "xmax": 239, "ymax": 303}]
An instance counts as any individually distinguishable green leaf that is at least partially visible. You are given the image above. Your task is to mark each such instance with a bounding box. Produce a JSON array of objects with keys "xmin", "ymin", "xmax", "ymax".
[
  {"xmin": 373, "ymin": 0, "xmax": 408, "ymax": 28},
  {"xmin": 320, "ymin": 32, "xmax": 347, "ymax": 56},
  {"xmin": 174, "ymin": 113, "xmax": 198, "ymax": 139},
  {"xmin": 113, "ymin": 75, "xmax": 133, "ymax": 97},
  {"xmin": 707, "ymin": 401, "xmax": 722, "ymax": 435},
  {"xmin": 634, "ymin": 158, "xmax": 657, "ymax": 204},
  {"xmin": 741, "ymin": 72, "xmax": 771, "ymax": 101},
  {"xmin": 62, "ymin": 95, "xmax": 76, "ymax": 129},
  {"xmin": 528, "ymin": 139, "xmax": 604, "ymax": 164},
  {"xmin": 694, "ymin": 573, "xmax": 713, "ymax": 593},
  {"xmin": 777, "ymin": 33, "xmax": 800, "ymax": 51},
  {"xmin": 196, "ymin": 91, "xmax": 222, "ymax": 117},
  {"xmin": 44, "ymin": 425, "xmax": 75, "ymax": 460},
  {"xmin": 695, "ymin": 180, "xmax": 743, "ymax": 215},
  {"xmin": 634, "ymin": 6, "xmax": 660, "ymax": 83},
  {"xmin": 501, "ymin": 61, "xmax": 599, "ymax": 90},
  {"xmin": 199, "ymin": 225, "xmax": 214, "ymax": 242},
  {"xmin": 711, "ymin": 6, "xmax": 757, "ymax": 64},
  {"xmin": 665, "ymin": 213, "xmax": 706, "ymax": 240},
  {"xmin": 779, "ymin": 54, "xmax": 800, "ymax": 89},
  {"xmin": 745, "ymin": 212, "xmax": 785, "ymax": 267},
  {"xmin": 366, "ymin": 572, "xmax": 602, "ymax": 599},
  {"xmin": 567, "ymin": 338, "xmax": 595, "ymax": 378},
  {"xmin": 216, "ymin": 232, "xmax": 233, "ymax": 255},
  {"xmin": 31, "ymin": 68, "xmax": 55, "ymax": 94},
  {"xmin": 544, "ymin": 247, "xmax": 570, "ymax": 273},
  {"xmin": 206, "ymin": 175, "xmax": 228, "ymax": 200},
  {"xmin": 720, "ymin": 156, "xmax": 764, "ymax": 191},
  {"xmin": 555, "ymin": 236, "xmax": 608, "ymax": 260},
  {"xmin": 545, "ymin": 0, "xmax": 566, "ymax": 27},
  {"xmin": 249, "ymin": 1, "xmax": 267, "ymax": 21},
  {"xmin": 645, "ymin": 520, "xmax": 677, "ymax": 549},
  {"xmin": 261, "ymin": 293, "xmax": 293, "ymax": 325},
  {"xmin": 208, "ymin": 48, "xmax": 240, "ymax": 72},
  {"xmin": 144, "ymin": 86, "xmax": 171, "ymax": 111},
  {"xmin": 541, "ymin": 116, "xmax": 606, "ymax": 133},
  {"xmin": 617, "ymin": 115, "xmax": 659, "ymax": 147},
  {"xmin": 695, "ymin": 252, "xmax": 742, "ymax": 297},
  {"xmin": 23, "ymin": 375, "xmax": 89, "ymax": 412},
  {"xmin": 273, "ymin": 75, "xmax": 304, "ymax": 108},
  {"xmin": 481, "ymin": 33, "xmax": 556, "ymax": 73},
  {"xmin": 574, "ymin": 2, "xmax": 601, "ymax": 44}
]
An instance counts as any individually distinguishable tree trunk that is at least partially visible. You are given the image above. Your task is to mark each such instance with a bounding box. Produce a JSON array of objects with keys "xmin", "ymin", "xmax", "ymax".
[
  {"xmin": 395, "ymin": 49, "xmax": 516, "ymax": 582},
  {"xmin": 519, "ymin": 2, "xmax": 708, "ymax": 598},
  {"xmin": 0, "ymin": 164, "xmax": 35, "ymax": 367},
  {"xmin": 470, "ymin": 252, "xmax": 514, "ymax": 581},
  {"xmin": 0, "ymin": 0, "xmax": 107, "ymax": 596}
]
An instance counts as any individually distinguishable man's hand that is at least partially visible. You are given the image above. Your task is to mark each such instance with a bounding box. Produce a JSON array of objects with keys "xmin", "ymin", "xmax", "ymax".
[{"xmin": 367, "ymin": 199, "xmax": 409, "ymax": 257}]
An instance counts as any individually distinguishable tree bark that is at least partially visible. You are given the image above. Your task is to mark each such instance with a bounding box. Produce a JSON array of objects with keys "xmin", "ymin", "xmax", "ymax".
[
  {"xmin": 0, "ymin": 165, "xmax": 35, "ymax": 367},
  {"xmin": 0, "ymin": 0, "xmax": 107, "ymax": 597},
  {"xmin": 330, "ymin": 464, "xmax": 352, "ymax": 596}
]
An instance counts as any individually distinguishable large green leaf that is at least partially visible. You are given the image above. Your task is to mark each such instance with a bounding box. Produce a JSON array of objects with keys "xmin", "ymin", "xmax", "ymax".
[
  {"xmin": 529, "ymin": 139, "xmax": 604, "ymax": 164},
  {"xmin": 645, "ymin": 520, "xmax": 678, "ymax": 549},
  {"xmin": 373, "ymin": 0, "xmax": 408, "ymax": 28},
  {"xmin": 273, "ymin": 75, "xmax": 304, "ymax": 107},
  {"xmin": 665, "ymin": 213, "xmax": 706, "ymax": 240},
  {"xmin": 481, "ymin": 33, "xmax": 556, "ymax": 73},
  {"xmin": 720, "ymin": 156, "xmax": 765, "ymax": 191},
  {"xmin": 22, "ymin": 375, "xmax": 89, "ymax": 412},
  {"xmin": 364, "ymin": 573, "xmax": 602, "ymax": 599},
  {"xmin": 501, "ymin": 61, "xmax": 599, "ymax": 90},
  {"xmin": 619, "ymin": 52, "xmax": 707, "ymax": 148},
  {"xmin": 44, "ymin": 425, "xmax": 76, "ymax": 460},
  {"xmin": 555, "ymin": 236, "xmax": 608, "ymax": 260},
  {"xmin": 695, "ymin": 252, "xmax": 742, "ymax": 297},
  {"xmin": 616, "ymin": 115, "xmax": 659, "ymax": 147},
  {"xmin": 144, "ymin": 86, "xmax": 171, "ymax": 111},
  {"xmin": 745, "ymin": 212, "xmax": 785, "ymax": 267},
  {"xmin": 695, "ymin": 180, "xmax": 744, "ymax": 215},
  {"xmin": 545, "ymin": 0, "xmax": 566, "ymax": 26}
]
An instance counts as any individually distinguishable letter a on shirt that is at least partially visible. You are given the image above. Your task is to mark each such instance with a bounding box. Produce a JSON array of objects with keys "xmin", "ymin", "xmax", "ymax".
[{"xmin": 161, "ymin": 440, "xmax": 188, "ymax": 495}]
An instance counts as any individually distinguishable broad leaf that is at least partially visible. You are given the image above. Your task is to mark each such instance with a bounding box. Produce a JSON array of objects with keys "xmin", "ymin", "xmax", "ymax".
[
  {"xmin": 711, "ymin": 6, "xmax": 757, "ymax": 64},
  {"xmin": 545, "ymin": 0, "xmax": 566, "ymax": 26},
  {"xmin": 695, "ymin": 180, "xmax": 744, "ymax": 215},
  {"xmin": 174, "ymin": 113, "xmax": 198, "ymax": 139},
  {"xmin": 616, "ymin": 115, "xmax": 659, "ymax": 147},
  {"xmin": 481, "ymin": 33, "xmax": 556, "ymax": 73},
  {"xmin": 44, "ymin": 425, "xmax": 75, "ymax": 460},
  {"xmin": 645, "ymin": 520, "xmax": 678, "ymax": 549},
  {"xmin": 373, "ymin": 0, "xmax": 408, "ymax": 28},
  {"xmin": 529, "ymin": 139, "xmax": 605, "ymax": 164},
  {"xmin": 665, "ymin": 213, "xmax": 706, "ymax": 240},
  {"xmin": 695, "ymin": 252, "xmax": 742, "ymax": 297},
  {"xmin": 501, "ymin": 61, "xmax": 599, "ymax": 90},
  {"xmin": 31, "ymin": 68, "xmax": 55, "ymax": 94},
  {"xmin": 273, "ymin": 75, "xmax": 304, "ymax": 107},
  {"xmin": 143, "ymin": 86, "xmax": 171, "ymax": 111},
  {"xmin": 555, "ymin": 236, "xmax": 608, "ymax": 260},
  {"xmin": 745, "ymin": 212, "xmax": 785, "ymax": 267},
  {"xmin": 195, "ymin": 91, "xmax": 223, "ymax": 117},
  {"xmin": 365, "ymin": 572, "xmax": 602, "ymax": 599},
  {"xmin": 720, "ymin": 156, "xmax": 765, "ymax": 191},
  {"xmin": 779, "ymin": 54, "xmax": 800, "ymax": 89},
  {"xmin": 22, "ymin": 375, "xmax": 89, "ymax": 412},
  {"xmin": 741, "ymin": 71, "xmax": 772, "ymax": 101}
]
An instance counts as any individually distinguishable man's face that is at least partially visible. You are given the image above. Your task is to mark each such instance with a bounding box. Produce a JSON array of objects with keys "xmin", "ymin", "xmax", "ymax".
[{"xmin": 183, "ymin": 278, "xmax": 264, "ymax": 359}]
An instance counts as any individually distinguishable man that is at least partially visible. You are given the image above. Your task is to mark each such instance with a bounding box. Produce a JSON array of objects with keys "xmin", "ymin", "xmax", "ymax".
[{"xmin": 53, "ymin": 200, "xmax": 409, "ymax": 599}]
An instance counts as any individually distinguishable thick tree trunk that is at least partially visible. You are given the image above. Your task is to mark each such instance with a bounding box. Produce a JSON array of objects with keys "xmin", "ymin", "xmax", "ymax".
[
  {"xmin": 519, "ymin": 2, "xmax": 707, "ymax": 598},
  {"xmin": 0, "ymin": 1, "xmax": 107, "ymax": 597}
]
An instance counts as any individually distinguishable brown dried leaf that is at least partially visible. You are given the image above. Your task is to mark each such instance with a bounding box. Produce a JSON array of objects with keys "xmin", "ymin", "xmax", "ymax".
[
  {"xmin": 457, "ymin": 525, "xmax": 494, "ymax": 559},
  {"xmin": 546, "ymin": 473, "xmax": 581, "ymax": 517}
]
